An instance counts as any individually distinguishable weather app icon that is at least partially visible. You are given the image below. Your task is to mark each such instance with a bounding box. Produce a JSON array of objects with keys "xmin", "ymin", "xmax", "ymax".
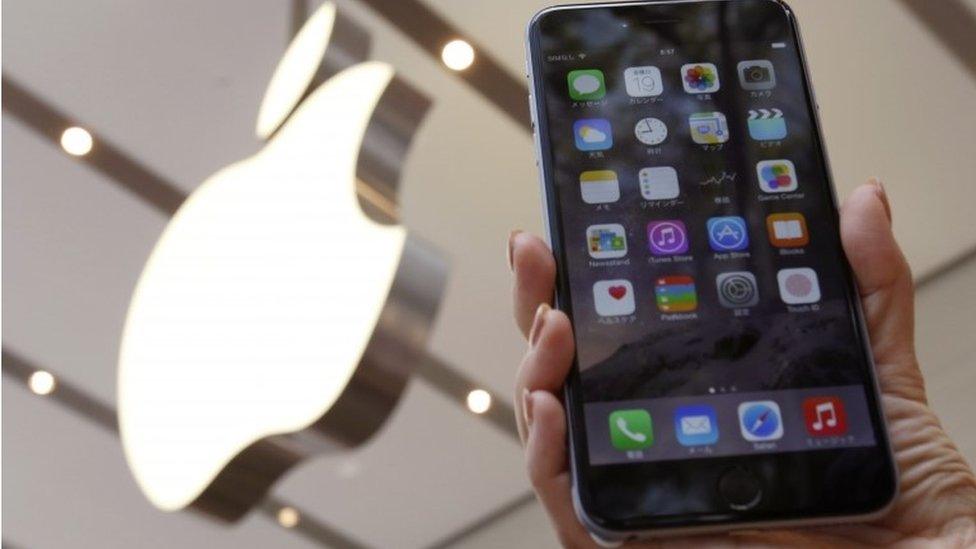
[
  {"xmin": 707, "ymin": 216, "xmax": 750, "ymax": 252},
  {"xmin": 574, "ymin": 118, "xmax": 613, "ymax": 151}
]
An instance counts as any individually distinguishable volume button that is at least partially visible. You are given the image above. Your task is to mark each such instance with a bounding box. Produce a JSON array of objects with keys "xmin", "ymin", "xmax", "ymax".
[{"xmin": 527, "ymin": 93, "xmax": 538, "ymax": 132}]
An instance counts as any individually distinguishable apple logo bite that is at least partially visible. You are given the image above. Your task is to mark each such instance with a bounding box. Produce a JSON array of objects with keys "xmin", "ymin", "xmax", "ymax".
[{"xmin": 117, "ymin": 3, "xmax": 445, "ymax": 521}]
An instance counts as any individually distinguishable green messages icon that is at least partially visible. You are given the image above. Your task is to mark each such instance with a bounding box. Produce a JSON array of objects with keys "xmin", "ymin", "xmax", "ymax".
[
  {"xmin": 609, "ymin": 409, "xmax": 653, "ymax": 451},
  {"xmin": 568, "ymin": 69, "xmax": 606, "ymax": 101}
]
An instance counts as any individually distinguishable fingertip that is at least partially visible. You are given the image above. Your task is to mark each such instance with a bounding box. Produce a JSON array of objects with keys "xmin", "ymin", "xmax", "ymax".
[
  {"xmin": 526, "ymin": 390, "xmax": 567, "ymax": 488},
  {"xmin": 512, "ymin": 233, "xmax": 557, "ymax": 337},
  {"xmin": 841, "ymin": 183, "xmax": 910, "ymax": 296}
]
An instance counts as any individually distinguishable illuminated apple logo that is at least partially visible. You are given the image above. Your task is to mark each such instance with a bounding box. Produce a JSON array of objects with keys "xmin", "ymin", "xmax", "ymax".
[{"xmin": 118, "ymin": 3, "xmax": 444, "ymax": 521}]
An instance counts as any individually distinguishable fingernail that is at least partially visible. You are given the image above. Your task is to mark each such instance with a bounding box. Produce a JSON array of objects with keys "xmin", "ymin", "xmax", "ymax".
[
  {"xmin": 528, "ymin": 303, "xmax": 550, "ymax": 347},
  {"xmin": 522, "ymin": 389, "xmax": 535, "ymax": 429},
  {"xmin": 870, "ymin": 178, "xmax": 892, "ymax": 224},
  {"xmin": 507, "ymin": 229, "xmax": 523, "ymax": 272}
]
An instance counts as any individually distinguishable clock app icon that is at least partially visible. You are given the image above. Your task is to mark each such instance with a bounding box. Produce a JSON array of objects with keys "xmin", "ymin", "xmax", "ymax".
[{"xmin": 634, "ymin": 117, "xmax": 668, "ymax": 146}]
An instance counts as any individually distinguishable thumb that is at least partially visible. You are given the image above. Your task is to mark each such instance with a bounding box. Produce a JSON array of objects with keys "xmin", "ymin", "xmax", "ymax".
[{"xmin": 840, "ymin": 180, "xmax": 922, "ymax": 402}]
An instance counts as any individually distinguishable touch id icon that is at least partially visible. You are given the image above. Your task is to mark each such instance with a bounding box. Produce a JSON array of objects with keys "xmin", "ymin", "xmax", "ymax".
[
  {"xmin": 777, "ymin": 268, "xmax": 821, "ymax": 305},
  {"xmin": 609, "ymin": 409, "xmax": 653, "ymax": 451}
]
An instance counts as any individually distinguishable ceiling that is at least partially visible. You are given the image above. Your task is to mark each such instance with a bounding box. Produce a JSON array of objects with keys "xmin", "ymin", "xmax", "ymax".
[{"xmin": 3, "ymin": 0, "xmax": 975, "ymax": 547}]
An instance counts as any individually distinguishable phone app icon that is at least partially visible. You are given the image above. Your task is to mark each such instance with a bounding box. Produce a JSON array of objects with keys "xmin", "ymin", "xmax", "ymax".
[
  {"xmin": 647, "ymin": 220, "xmax": 689, "ymax": 256},
  {"xmin": 707, "ymin": 216, "xmax": 750, "ymax": 252},
  {"xmin": 738, "ymin": 60, "xmax": 777, "ymax": 90},
  {"xmin": 777, "ymin": 268, "xmax": 822, "ymax": 305},
  {"xmin": 593, "ymin": 280, "xmax": 636, "ymax": 317},
  {"xmin": 587, "ymin": 224, "xmax": 628, "ymax": 259},
  {"xmin": 609, "ymin": 409, "xmax": 653, "ymax": 451},
  {"xmin": 634, "ymin": 117, "xmax": 669, "ymax": 146},
  {"xmin": 757, "ymin": 159, "xmax": 798, "ymax": 193},
  {"xmin": 748, "ymin": 108, "xmax": 788, "ymax": 140},
  {"xmin": 689, "ymin": 112, "xmax": 730, "ymax": 144},
  {"xmin": 580, "ymin": 170, "xmax": 620, "ymax": 204},
  {"xmin": 655, "ymin": 275, "xmax": 698, "ymax": 313},
  {"xmin": 624, "ymin": 66, "xmax": 664, "ymax": 97},
  {"xmin": 803, "ymin": 396, "xmax": 849, "ymax": 437},
  {"xmin": 567, "ymin": 69, "xmax": 606, "ymax": 101},
  {"xmin": 681, "ymin": 63, "xmax": 720, "ymax": 93},
  {"xmin": 639, "ymin": 167, "xmax": 680, "ymax": 201},
  {"xmin": 738, "ymin": 401, "xmax": 784, "ymax": 442},
  {"xmin": 767, "ymin": 213, "xmax": 809, "ymax": 248},
  {"xmin": 674, "ymin": 405, "xmax": 719, "ymax": 446},
  {"xmin": 574, "ymin": 119, "xmax": 613, "ymax": 151},
  {"xmin": 716, "ymin": 272, "xmax": 760, "ymax": 308}
]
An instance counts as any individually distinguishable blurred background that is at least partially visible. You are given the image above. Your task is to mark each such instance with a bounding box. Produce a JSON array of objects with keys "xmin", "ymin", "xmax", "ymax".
[{"xmin": 3, "ymin": 0, "xmax": 975, "ymax": 547}]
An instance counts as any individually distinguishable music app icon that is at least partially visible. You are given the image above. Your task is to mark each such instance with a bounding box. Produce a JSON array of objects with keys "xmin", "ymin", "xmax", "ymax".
[
  {"xmin": 803, "ymin": 396, "xmax": 848, "ymax": 437},
  {"xmin": 647, "ymin": 220, "xmax": 689, "ymax": 256}
]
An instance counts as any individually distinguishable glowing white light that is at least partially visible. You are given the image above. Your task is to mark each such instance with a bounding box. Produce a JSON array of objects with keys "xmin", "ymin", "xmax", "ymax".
[
  {"xmin": 277, "ymin": 506, "xmax": 300, "ymax": 528},
  {"xmin": 28, "ymin": 370, "xmax": 57, "ymax": 395},
  {"xmin": 466, "ymin": 389, "xmax": 492, "ymax": 414},
  {"xmin": 441, "ymin": 40, "xmax": 475, "ymax": 71},
  {"xmin": 256, "ymin": 3, "xmax": 337, "ymax": 139},
  {"xmin": 118, "ymin": 61, "xmax": 405, "ymax": 512},
  {"xmin": 60, "ymin": 127, "xmax": 93, "ymax": 156}
]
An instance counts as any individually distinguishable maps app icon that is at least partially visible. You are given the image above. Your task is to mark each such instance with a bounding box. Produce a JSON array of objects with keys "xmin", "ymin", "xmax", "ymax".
[{"xmin": 689, "ymin": 112, "xmax": 729, "ymax": 144}]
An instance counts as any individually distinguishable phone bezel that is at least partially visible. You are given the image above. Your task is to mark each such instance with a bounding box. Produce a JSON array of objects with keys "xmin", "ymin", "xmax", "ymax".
[{"xmin": 525, "ymin": 0, "xmax": 898, "ymax": 539}]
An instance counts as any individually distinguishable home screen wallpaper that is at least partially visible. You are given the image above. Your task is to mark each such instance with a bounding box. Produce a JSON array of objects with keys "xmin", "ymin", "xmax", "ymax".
[{"xmin": 536, "ymin": 3, "xmax": 880, "ymax": 465}]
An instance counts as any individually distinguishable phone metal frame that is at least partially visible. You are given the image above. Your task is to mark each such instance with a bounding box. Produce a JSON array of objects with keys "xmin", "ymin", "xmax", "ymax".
[{"xmin": 524, "ymin": 0, "xmax": 897, "ymax": 543}]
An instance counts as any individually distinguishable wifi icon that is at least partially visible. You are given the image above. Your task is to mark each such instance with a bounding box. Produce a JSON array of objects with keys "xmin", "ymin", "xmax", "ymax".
[{"xmin": 579, "ymin": 53, "xmax": 588, "ymax": 59}]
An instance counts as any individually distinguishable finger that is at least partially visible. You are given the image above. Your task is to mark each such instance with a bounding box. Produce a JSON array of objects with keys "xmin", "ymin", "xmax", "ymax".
[
  {"xmin": 840, "ymin": 180, "xmax": 923, "ymax": 401},
  {"xmin": 509, "ymin": 231, "xmax": 557, "ymax": 338},
  {"xmin": 525, "ymin": 390, "xmax": 597, "ymax": 549},
  {"xmin": 514, "ymin": 306, "xmax": 575, "ymax": 442}
]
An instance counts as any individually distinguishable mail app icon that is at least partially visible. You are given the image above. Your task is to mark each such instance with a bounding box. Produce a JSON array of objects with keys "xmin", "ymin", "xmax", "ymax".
[{"xmin": 674, "ymin": 405, "xmax": 719, "ymax": 446}]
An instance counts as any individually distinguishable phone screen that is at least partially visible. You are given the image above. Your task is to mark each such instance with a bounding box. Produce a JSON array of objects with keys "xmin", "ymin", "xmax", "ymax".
[{"xmin": 529, "ymin": 0, "xmax": 895, "ymax": 528}]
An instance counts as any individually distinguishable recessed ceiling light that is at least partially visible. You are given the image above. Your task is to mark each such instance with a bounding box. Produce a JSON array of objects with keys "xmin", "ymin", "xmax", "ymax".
[
  {"xmin": 276, "ymin": 506, "xmax": 300, "ymax": 528},
  {"xmin": 60, "ymin": 127, "xmax": 93, "ymax": 156},
  {"xmin": 28, "ymin": 370, "xmax": 57, "ymax": 395},
  {"xmin": 466, "ymin": 389, "xmax": 492, "ymax": 414},
  {"xmin": 441, "ymin": 39, "xmax": 475, "ymax": 71}
]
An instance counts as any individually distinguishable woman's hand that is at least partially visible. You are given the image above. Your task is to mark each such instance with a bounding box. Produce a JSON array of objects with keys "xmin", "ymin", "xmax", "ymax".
[{"xmin": 509, "ymin": 181, "xmax": 976, "ymax": 547}]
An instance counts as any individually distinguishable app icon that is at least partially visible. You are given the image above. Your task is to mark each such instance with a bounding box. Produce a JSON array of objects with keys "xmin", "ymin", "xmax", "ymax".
[
  {"xmin": 587, "ymin": 224, "xmax": 628, "ymax": 259},
  {"xmin": 580, "ymin": 170, "xmax": 620, "ymax": 205},
  {"xmin": 716, "ymin": 272, "xmax": 760, "ymax": 308},
  {"xmin": 624, "ymin": 66, "xmax": 664, "ymax": 97},
  {"xmin": 757, "ymin": 159, "xmax": 798, "ymax": 193},
  {"xmin": 647, "ymin": 220, "xmax": 689, "ymax": 256},
  {"xmin": 738, "ymin": 60, "xmax": 777, "ymax": 90},
  {"xmin": 748, "ymin": 108, "xmax": 787, "ymax": 140},
  {"xmin": 777, "ymin": 268, "xmax": 822, "ymax": 305},
  {"xmin": 707, "ymin": 216, "xmax": 750, "ymax": 252},
  {"xmin": 634, "ymin": 117, "xmax": 669, "ymax": 146},
  {"xmin": 674, "ymin": 405, "xmax": 719, "ymax": 446},
  {"xmin": 689, "ymin": 112, "xmax": 730, "ymax": 144},
  {"xmin": 803, "ymin": 396, "xmax": 849, "ymax": 437},
  {"xmin": 567, "ymin": 69, "xmax": 606, "ymax": 101},
  {"xmin": 767, "ymin": 213, "xmax": 809, "ymax": 247},
  {"xmin": 738, "ymin": 401, "xmax": 784, "ymax": 442},
  {"xmin": 574, "ymin": 119, "xmax": 613, "ymax": 151},
  {"xmin": 609, "ymin": 409, "xmax": 653, "ymax": 451},
  {"xmin": 593, "ymin": 280, "xmax": 636, "ymax": 317},
  {"xmin": 681, "ymin": 63, "xmax": 720, "ymax": 93},
  {"xmin": 655, "ymin": 275, "xmax": 698, "ymax": 313},
  {"xmin": 639, "ymin": 167, "xmax": 680, "ymax": 201}
]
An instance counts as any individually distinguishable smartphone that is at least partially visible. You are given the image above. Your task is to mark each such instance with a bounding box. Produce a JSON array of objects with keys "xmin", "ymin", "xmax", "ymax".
[{"xmin": 526, "ymin": 0, "xmax": 897, "ymax": 541}]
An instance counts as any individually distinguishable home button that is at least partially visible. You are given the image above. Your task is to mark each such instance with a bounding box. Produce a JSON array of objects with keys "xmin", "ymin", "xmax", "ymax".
[{"xmin": 718, "ymin": 467, "xmax": 763, "ymax": 511}]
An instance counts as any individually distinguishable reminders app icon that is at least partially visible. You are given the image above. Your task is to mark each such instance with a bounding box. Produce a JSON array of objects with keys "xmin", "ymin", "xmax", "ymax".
[
  {"xmin": 574, "ymin": 119, "xmax": 613, "ymax": 151},
  {"xmin": 674, "ymin": 405, "xmax": 719, "ymax": 446}
]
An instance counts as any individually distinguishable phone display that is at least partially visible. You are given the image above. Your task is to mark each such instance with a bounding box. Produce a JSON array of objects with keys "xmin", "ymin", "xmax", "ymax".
[{"xmin": 527, "ymin": 0, "xmax": 896, "ymax": 536}]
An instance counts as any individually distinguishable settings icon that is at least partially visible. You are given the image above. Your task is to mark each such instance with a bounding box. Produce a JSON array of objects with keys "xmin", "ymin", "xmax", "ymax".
[{"xmin": 717, "ymin": 272, "xmax": 759, "ymax": 308}]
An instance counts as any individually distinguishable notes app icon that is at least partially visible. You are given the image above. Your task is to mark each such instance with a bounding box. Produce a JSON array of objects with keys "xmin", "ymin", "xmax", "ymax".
[
  {"xmin": 803, "ymin": 396, "xmax": 848, "ymax": 437},
  {"xmin": 647, "ymin": 220, "xmax": 689, "ymax": 256},
  {"xmin": 580, "ymin": 170, "xmax": 620, "ymax": 204}
]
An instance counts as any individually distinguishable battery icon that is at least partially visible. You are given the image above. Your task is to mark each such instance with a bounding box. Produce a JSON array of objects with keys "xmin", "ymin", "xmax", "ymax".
[{"xmin": 771, "ymin": 42, "xmax": 787, "ymax": 49}]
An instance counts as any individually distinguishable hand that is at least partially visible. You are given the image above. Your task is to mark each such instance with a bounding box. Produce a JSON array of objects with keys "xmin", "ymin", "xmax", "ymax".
[{"xmin": 509, "ymin": 181, "xmax": 976, "ymax": 547}]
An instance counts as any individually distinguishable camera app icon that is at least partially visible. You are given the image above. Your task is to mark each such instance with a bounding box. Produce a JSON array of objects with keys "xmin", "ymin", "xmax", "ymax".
[{"xmin": 738, "ymin": 60, "xmax": 776, "ymax": 90}]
